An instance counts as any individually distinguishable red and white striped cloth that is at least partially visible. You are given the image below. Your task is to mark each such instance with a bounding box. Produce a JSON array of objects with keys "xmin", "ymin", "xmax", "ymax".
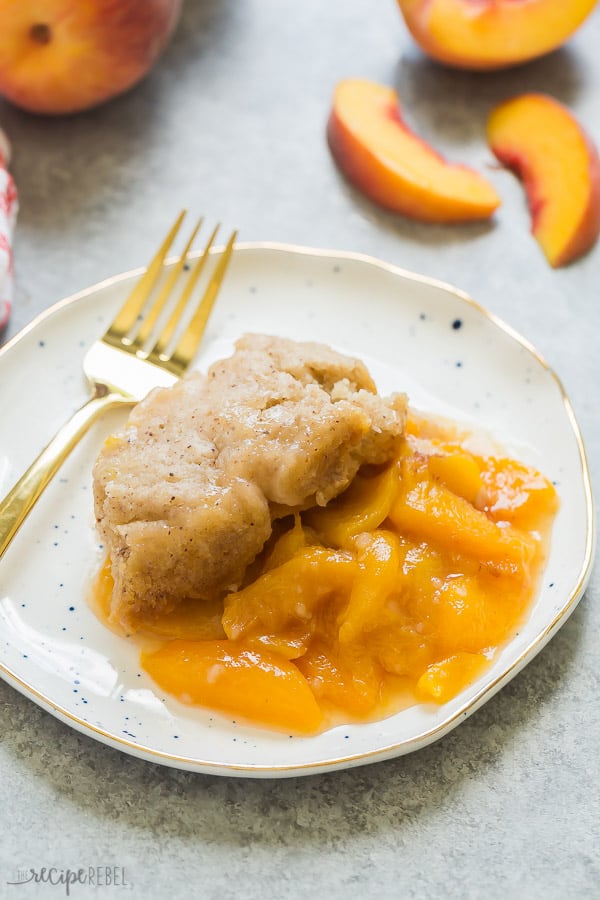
[{"xmin": 0, "ymin": 129, "xmax": 17, "ymax": 332}]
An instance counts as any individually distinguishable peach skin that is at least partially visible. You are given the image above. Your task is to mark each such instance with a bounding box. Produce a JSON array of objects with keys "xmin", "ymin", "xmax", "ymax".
[
  {"xmin": 327, "ymin": 79, "xmax": 500, "ymax": 223},
  {"xmin": 487, "ymin": 94, "xmax": 600, "ymax": 267},
  {"xmin": 396, "ymin": 0, "xmax": 599, "ymax": 71},
  {"xmin": 0, "ymin": 0, "xmax": 182, "ymax": 115}
]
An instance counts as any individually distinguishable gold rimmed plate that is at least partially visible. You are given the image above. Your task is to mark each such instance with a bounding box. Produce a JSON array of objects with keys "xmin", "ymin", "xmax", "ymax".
[{"xmin": 0, "ymin": 244, "xmax": 594, "ymax": 776}]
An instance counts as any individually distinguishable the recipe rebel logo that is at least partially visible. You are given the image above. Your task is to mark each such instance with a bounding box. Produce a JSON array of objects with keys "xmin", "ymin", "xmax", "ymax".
[{"xmin": 6, "ymin": 866, "xmax": 131, "ymax": 895}]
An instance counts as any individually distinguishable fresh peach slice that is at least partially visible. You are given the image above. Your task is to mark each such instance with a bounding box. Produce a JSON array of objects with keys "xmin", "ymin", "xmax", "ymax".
[
  {"xmin": 487, "ymin": 94, "xmax": 600, "ymax": 267},
  {"xmin": 327, "ymin": 79, "xmax": 500, "ymax": 223},
  {"xmin": 396, "ymin": 0, "xmax": 598, "ymax": 71}
]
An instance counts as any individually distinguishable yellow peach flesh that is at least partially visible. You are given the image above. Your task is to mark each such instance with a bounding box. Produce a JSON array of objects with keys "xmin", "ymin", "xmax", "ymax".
[
  {"xmin": 327, "ymin": 79, "xmax": 500, "ymax": 223},
  {"xmin": 121, "ymin": 419, "xmax": 558, "ymax": 731},
  {"xmin": 487, "ymin": 93, "xmax": 600, "ymax": 266},
  {"xmin": 397, "ymin": 0, "xmax": 599, "ymax": 70}
]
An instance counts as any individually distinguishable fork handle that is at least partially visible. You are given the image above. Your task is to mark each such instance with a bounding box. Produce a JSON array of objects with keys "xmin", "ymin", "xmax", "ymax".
[{"xmin": 0, "ymin": 390, "xmax": 130, "ymax": 561}]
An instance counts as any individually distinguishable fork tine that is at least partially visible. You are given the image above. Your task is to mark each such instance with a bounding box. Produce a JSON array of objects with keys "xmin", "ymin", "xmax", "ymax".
[
  {"xmin": 149, "ymin": 223, "xmax": 220, "ymax": 360},
  {"xmin": 130, "ymin": 217, "xmax": 204, "ymax": 351},
  {"xmin": 148, "ymin": 229, "xmax": 237, "ymax": 375},
  {"xmin": 105, "ymin": 209, "xmax": 187, "ymax": 344},
  {"xmin": 169, "ymin": 230, "xmax": 237, "ymax": 370}
]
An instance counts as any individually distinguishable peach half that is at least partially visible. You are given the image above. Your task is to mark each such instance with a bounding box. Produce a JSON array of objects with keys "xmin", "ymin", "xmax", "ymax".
[
  {"xmin": 487, "ymin": 94, "xmax": 600, "ymax": 267},
  {"xmin": 327, "ymin": 79, "xmax": 500, "ymax": 223},
  {"xmin": 396, "ymin": 0, "xmax": 599, "ymax": 71}
]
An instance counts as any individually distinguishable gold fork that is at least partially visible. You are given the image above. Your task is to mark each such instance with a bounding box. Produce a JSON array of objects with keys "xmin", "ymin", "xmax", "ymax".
[{"xmin": 0, "ymin": 211, "xmax": 236, "ymax": 560}]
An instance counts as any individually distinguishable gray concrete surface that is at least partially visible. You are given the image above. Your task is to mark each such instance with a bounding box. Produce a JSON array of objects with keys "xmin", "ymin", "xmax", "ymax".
[{"xmin": 1, "ymin": 1, "xmax": 598, "ymax": 898}]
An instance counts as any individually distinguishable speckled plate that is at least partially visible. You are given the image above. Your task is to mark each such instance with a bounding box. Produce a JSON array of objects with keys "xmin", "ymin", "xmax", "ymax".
[{"xmin": 0, "ymin": 243, "xmax": 594, "ymax": 777}]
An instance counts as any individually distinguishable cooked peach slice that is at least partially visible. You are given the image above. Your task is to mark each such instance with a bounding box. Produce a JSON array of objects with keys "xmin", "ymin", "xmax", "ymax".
[
  {"xmin": 396, "ymin": 0, "xmax": 598, "ymax": 71},
  {"xmin": 142, "ymin": 640, "xmax": 323, "ymax": 734},
  {"xmin": 296, "ymin": 639, "xmax": 383, "ymax": 715},
  {"xmin": 417, "ymin": 652, "xmax": 489, "ymax": 703},
  {"xmin": 304, "ymin": 462, "xmax": 400, "ymax": 548},
  {"xmin": 338, "ymin": 531, "xmax": 403, "ymax": 644},
  {"xmin": 327, "ymin": 79, "xmax": 500, "ymax": 223},
  {"xmin": 222, "ymin": 546, "xmax": 357, "ymax": 642},
  {"xmin": 427, "ymin": 451, "xmax": 483, "ymax": 505},
  {"xmin": 487, "ymin": 94, "xmax": 600, "ymax": 267},
  {"xmin": 389, "ymin": 477, "xmax": 538, "ymax": 576},
  {"xmin": 477, "ymin": 456, "xmax": 558, "ymax": 529}
]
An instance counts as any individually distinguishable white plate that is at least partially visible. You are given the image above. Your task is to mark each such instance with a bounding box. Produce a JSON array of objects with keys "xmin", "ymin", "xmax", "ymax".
[{"xmin": 0, "ymin": 243, "xmax": 594, "ymax": 777}]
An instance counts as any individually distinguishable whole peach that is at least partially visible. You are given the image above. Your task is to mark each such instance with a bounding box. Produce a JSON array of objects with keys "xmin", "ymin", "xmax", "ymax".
[{"xmin": 0, "ymin": 0, "xmax": 183, "ymax": 115}]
